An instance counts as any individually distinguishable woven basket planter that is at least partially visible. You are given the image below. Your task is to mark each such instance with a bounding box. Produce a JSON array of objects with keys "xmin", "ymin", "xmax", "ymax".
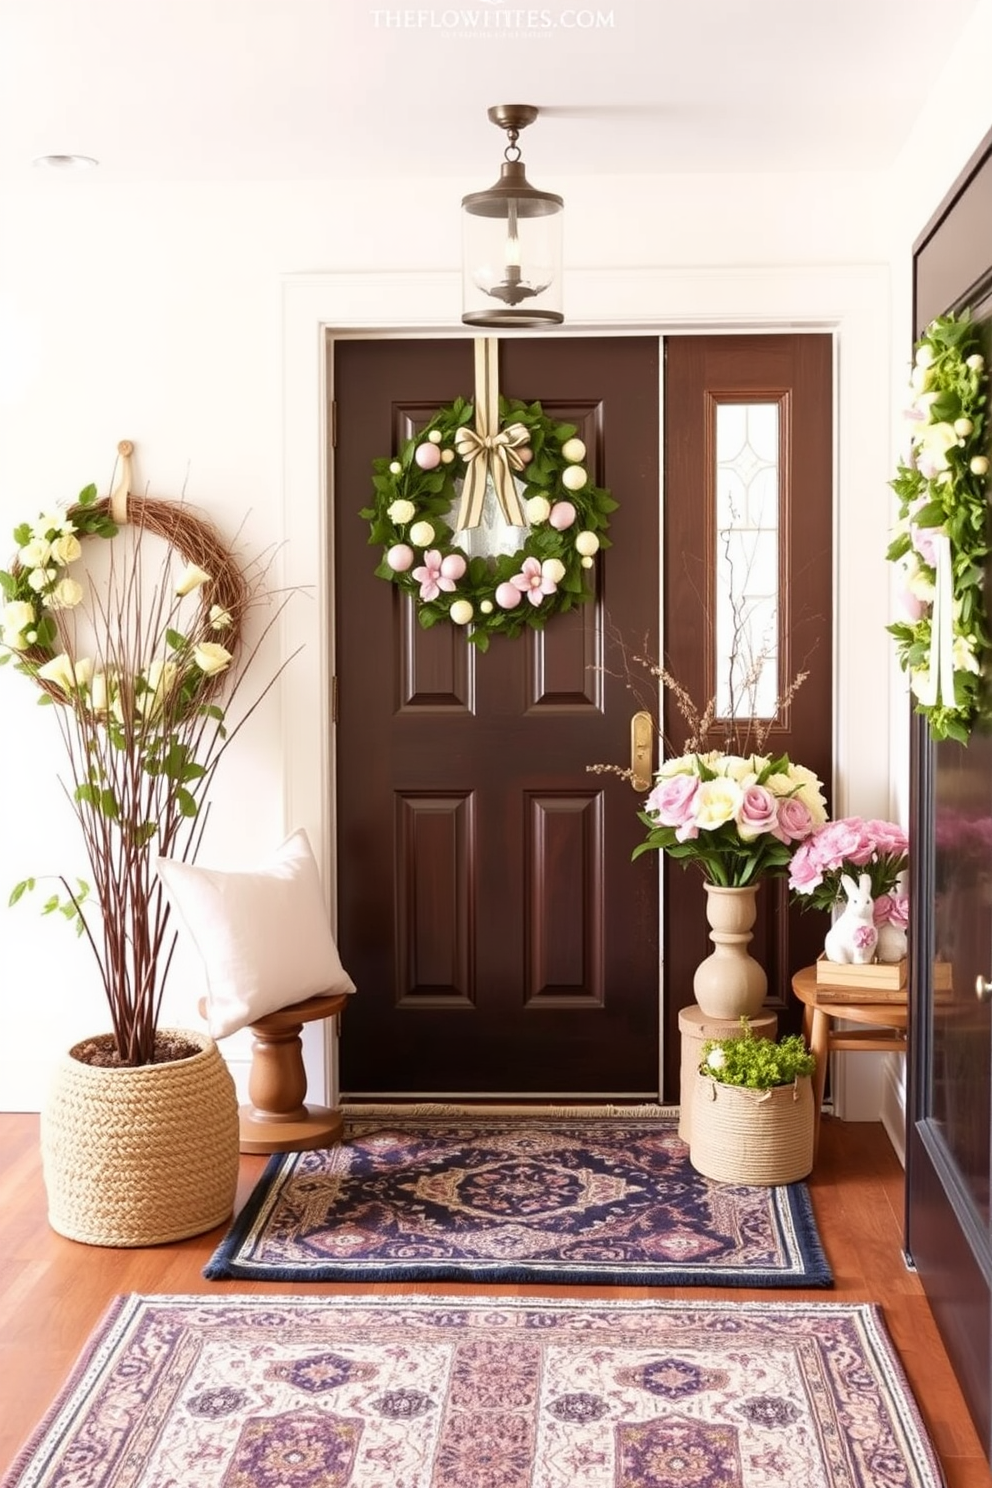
[
  {"xmin": 689, "ymin": 1071, "xmax": 814, "ymax": 1186},
  {"xmin": 41, "ymin": 1028, "xmax": 240, "ymax": 1247}
]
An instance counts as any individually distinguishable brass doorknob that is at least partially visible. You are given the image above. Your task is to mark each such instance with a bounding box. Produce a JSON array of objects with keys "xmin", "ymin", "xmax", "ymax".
[{"xmin": 630, "ymin": 711, "xmax": 653, "ymax": 793}]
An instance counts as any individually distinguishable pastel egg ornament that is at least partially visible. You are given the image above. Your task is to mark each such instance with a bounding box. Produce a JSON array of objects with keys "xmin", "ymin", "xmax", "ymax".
[
  {"xmin": 575, "ymin": 530, "xmax": 600, "ymax": 558},
  {"xmin": 409, "ymin": 520, "xmax": 436, "ymax": 548},
  {"xmin": 449, "ymin": 599, "xmax": 474, "ymax": 626},
  {"xmin": 414, "ymin": 442, "xmax": 442, "ymax": 471},
  {"xmin": 525, "ymin": 496, "xmax": 551, "ymax": 524},
  {"xmin": 561, "ymin": 465, "xmax": 587, "ymax": 492},
  {"xmin": 386, "ymin": 543, "xmax": 415, "ymax": 573},
  {"xmin": 440, "ymin": 554, "xmax": 467, "ymax": 582},
  {"xmin": 495, "ymin": 581, "xmax": 523, "ymax": 610},
  {"xmin": 548, "ymin": 501, "xmax": 576, "ymax": 531},
  {"xmin": 561, "ymin": 437, "xmax": 586, "ymax": 463}
]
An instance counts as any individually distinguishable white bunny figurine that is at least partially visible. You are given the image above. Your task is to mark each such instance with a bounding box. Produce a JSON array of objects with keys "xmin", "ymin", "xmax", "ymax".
[{"xmin": 823, "ymin": 872, "xmax": 879, "ymax": 965}]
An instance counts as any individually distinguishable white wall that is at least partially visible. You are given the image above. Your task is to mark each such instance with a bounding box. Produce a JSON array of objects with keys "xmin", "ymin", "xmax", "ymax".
[{"xmin": 1, "ymin": 0, "xmax": 990, "ymax": 1111}]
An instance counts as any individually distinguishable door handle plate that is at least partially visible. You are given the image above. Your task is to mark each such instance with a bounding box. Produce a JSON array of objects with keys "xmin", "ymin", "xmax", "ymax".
[{"xmin": 630, "ymin": 710, "xmax": 654, "ymax": 794}]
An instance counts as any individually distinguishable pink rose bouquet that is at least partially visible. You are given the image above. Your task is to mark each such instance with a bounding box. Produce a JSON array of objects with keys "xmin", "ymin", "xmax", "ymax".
[
  {"xmin": 633, "ymin": 750, "xmax": 828, "ymax": 887},
  {"xmin": 788, "ymin": 816, "xmax": 909, "ymax": 926}
]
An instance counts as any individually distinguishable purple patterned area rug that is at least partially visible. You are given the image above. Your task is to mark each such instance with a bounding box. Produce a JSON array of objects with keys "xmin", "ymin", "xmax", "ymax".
[
  {"xmin": 4, "ymin": 1294, "xmax": 942, "ymax": 1488},
  {"xmin": 204, "ymin": 1117, "xmax": 831, "ymax": 1286}
]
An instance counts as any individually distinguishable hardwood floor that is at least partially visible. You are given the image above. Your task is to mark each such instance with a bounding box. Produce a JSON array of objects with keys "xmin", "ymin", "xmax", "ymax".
[{"xmin": 1, "ymin": 1110, "xmax": 990, "ymax": 1486}]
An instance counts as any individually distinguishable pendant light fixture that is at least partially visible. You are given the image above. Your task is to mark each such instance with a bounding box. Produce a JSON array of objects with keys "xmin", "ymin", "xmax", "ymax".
[{"xmin": 461, "ymin": 105, "xmax": 564, "ymax": 328}]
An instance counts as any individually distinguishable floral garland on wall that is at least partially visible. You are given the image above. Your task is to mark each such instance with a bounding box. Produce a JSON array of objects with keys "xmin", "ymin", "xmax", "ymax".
[
  {"xmin": 362, "ymin": 387, "xmax": 617, "ymax": 653},
  {"xmin": 887, "ymin": 311, "xmax": 991, "ymax": 742}
]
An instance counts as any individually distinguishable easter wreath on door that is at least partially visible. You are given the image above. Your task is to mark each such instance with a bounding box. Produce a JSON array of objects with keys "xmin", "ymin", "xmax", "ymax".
[{"xmin": 361, "ymin": 338, "xmax": 617, "ymax": 652}]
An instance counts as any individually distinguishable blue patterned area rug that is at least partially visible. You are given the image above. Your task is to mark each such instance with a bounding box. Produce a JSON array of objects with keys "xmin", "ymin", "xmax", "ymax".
[
  {"xmin": 204, "ymin": 1115, "xmax": 831, "ymax": 1286},
  {"xmin": 4, "ymin": 1294, "xmax": 942, "ymax": 1488}
]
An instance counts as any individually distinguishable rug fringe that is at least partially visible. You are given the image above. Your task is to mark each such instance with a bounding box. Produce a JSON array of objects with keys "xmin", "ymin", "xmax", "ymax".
[{"xmin": 342, "ymin": 1101, "xmax": 680, "ymax": 1119}]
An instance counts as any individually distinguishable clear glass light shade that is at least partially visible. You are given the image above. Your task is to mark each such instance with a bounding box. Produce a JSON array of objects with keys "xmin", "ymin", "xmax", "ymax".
[{"xmin": 461, "ymin": 163, "xmax": 563, "ymax": 327}]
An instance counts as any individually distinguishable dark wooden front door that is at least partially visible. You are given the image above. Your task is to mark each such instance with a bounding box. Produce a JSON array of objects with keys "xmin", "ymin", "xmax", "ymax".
[
  {"xmin": 907, "ymin": 127, "xmax": 992, "ymax": 1462},
  {"xmin": 333, "ymin": 336, "xmax": 661, "ymax": 1098}
]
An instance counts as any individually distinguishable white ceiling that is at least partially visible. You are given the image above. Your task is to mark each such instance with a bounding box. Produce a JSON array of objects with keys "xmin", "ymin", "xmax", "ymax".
[{"xmin": 0, "ymin": 0, "xmax": 984, "ymax": 184}]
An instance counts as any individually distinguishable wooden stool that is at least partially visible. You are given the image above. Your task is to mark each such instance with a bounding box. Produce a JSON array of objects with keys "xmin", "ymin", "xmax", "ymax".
[{"xmin": 200, "ymin": 992, "xmax": 350, "ymax": 1154}]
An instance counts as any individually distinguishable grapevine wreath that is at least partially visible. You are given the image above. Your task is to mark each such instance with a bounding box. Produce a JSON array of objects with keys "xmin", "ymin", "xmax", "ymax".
[
  {"xmin": 0, "ymin": 443, "xmax": 248, "ymax": 713},
  {"xmin": 363, "ymin": 389, "xmax": 617, "ymax": 653}
]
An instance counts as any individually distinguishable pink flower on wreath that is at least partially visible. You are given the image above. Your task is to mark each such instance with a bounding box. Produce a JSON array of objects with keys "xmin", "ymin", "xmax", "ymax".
[
  {"xmin": 511, "ymin": 556, "xmax": 559, "ymax": 607},
  {"xmin": 412, "ymin": 550, "xmax": 460, "ymax": 603}
]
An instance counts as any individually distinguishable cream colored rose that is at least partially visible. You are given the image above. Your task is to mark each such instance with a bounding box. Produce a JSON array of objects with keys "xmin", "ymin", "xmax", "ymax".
[
  {"xmin": 773, "ymin": 763, "xmax": 827, "ymax": 824},
  {"xmin": 42, "ymin": 577, "xmax": 84, "ymax": 610},
  {"xmin": 387, "ymin": 499, "xmax": 416, "ymax": 524},
  {"xmin": 193, "ymin": 641, "xmax": 232, "ymax": 677},
  {"xmin": 50, "ymin": 533, "xmax": 82, "ymax": 565},
  {"xmin": 37, "ymin": 652, "xmax": 78, "ymax": 692},
  {"xmin": 656, "ymin": 754, "xmax": 699, "ymax": 779},
  {"xmin": 209, "ymin": 604, "xmax": 233, "ymax": 628},
  {"xmin": 18, "ymin": 537, "xmax": 51, "ymax": 569},
  {"xmin": 1, "ymin": 600, "xmax": 36, "ymax": 649},
  {"xmin": 176, "ymin": 563, "xmax": 211, "ymax": 597},
  {"xmin": 146, "ymin": 658, "xmax": 178, "ymax": 696},
  {"xmin": 694, "ymin": 777, "xmax": 743, "ymax": 830},
  {"xmin": 718, "ymin": 754, "xmax": 759, "ymax": 785},
  {"xmin": 27, "ymin": 566, "xmax": 54, "ymax": 593}
]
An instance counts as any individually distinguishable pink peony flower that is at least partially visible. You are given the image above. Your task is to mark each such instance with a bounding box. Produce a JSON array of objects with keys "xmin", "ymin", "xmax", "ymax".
[
  {"xmin": 853, "ymin": 924, "xmax": 878, "ymax": 950},
  {"xmin": 863, "ymin": 818, "xmax": 908, "ymax": 857},
  {"xmin": 788, "ymin": 840, "xmax": 825, "ymax": 894}
]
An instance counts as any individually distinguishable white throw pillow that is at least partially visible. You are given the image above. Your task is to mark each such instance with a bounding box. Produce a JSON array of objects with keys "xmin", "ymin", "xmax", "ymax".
[{"xmin": 154, "ymin": 828, "xmax": 356, "ymax": 1039}]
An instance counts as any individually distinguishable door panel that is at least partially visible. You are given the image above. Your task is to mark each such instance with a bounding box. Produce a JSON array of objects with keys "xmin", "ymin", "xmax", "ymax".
[
  {"xmin": 660, "ymin": 335, "xmax": 834, "ymax": 1095},
  {"xmin": 333, "ymin": 336, "xmax": 660, "ymax": 1097},
  {"xmin": 907, "ymin": 125, "xmax": 992, "ymax": 1460}
]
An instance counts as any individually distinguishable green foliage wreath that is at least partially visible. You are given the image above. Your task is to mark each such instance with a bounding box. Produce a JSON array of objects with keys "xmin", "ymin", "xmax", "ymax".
[
  {"xmin": 362, "ymin": 395, "xmax": 617, "ymax": 652},
  {"xmin": 887, "ymin": 312, "xmax": 991, "ymax": 742}
]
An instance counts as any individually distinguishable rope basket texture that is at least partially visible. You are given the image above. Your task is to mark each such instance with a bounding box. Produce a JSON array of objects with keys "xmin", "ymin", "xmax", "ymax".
[
  {"xmin": 688, "ymin": 1072, "xmax": 814, "ymax": 1186},
  {"xmin": 40, "ymin": 1028, "xmax": 240, "ymax": 1247}
]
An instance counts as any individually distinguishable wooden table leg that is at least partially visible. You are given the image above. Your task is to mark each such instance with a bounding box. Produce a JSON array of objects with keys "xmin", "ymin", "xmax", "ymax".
[{"xmin": 802, "ymin": 1002, "xmax": 830, "ymax": 1157}]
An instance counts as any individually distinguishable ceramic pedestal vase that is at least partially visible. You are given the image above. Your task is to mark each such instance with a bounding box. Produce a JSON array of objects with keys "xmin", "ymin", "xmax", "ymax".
[
  {"xmin": 693, "ymin": 882, "xmax": 768, "ymax": 1019},
  {"xmin": 41, "ymin": 1027, "xmax": 240, "ymax": 1247}
]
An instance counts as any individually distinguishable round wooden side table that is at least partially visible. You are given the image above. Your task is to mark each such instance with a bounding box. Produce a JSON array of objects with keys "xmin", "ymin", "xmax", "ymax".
[{"xmin": 791, "ymin": 965, "xmax": 908, "ymax": 1155}]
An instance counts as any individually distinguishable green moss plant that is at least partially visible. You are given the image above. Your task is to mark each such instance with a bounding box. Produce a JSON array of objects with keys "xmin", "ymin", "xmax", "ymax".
[{"xmin": 700, "ymin": 1017, "xmax": 816, "ymax": 1089}]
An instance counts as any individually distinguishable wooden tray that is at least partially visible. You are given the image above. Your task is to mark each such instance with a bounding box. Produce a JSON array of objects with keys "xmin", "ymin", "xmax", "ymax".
[{"xmin": 815, "ymin": 955, "xmax": 907, "ymax": 992}]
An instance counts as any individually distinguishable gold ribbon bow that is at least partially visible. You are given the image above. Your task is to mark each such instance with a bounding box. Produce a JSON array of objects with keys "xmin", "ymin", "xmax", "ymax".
[{"xmin": 454, "ymin": 337, "xmax": 529, "ymax": 531}]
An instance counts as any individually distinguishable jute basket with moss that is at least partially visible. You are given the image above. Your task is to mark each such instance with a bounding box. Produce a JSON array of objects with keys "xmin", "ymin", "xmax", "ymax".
[{"xmin": 689, "ymin": 1018, "xmax": 817, "ymax": 1186}]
